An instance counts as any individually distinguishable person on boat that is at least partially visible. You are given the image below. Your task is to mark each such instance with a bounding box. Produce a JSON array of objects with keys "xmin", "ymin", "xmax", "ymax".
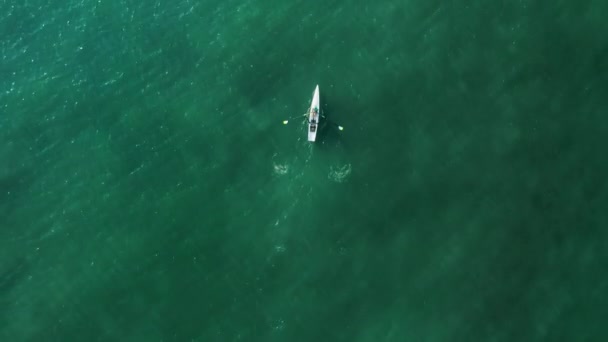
[{"xmin": 308, "ymin": 108, "xmax": 316, "ymax": 123}]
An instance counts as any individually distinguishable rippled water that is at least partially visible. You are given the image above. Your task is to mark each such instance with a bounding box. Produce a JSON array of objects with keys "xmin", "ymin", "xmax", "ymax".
[{"xmin": 2, "ymin": 0, "xmax": 608, "ymax": 340}]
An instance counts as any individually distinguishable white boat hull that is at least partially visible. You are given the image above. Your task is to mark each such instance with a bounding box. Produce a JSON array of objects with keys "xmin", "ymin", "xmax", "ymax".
[{"xmin": 308, "ymin": 85, "xmax": 320, "ymax": 142}]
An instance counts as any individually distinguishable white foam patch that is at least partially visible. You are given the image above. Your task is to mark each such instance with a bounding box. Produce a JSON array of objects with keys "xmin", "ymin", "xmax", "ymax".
[
  {"xmin": 328, "ymin": 163, "xmax": 351, "ymax": 183},
  {"xmin": 272, "ymin": 163, "xmax": 289, "ymax": 175}
]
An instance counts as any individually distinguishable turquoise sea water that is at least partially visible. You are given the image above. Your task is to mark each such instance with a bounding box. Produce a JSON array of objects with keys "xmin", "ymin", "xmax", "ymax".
[{"xmin": 2, "ymin": 0, "xmax": 608, "ymax": 340}]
